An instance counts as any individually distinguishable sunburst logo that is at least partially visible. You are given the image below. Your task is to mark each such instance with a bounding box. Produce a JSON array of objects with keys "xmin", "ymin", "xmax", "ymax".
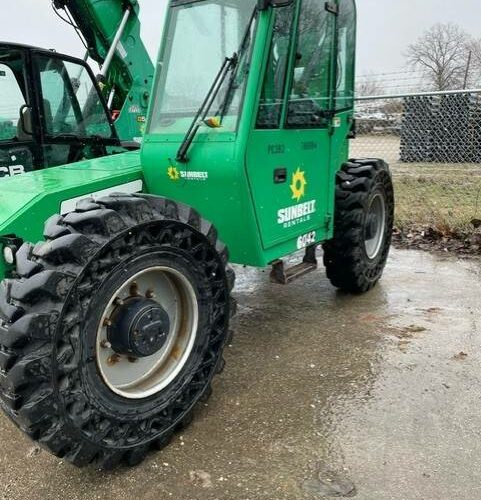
[
  {"xmin": 290, "ymin": 168, "xmax": 307, "ymax": 202},
  {"xmin": 167, "ymin": 165, "xmax": 180, "ymax": 181}
]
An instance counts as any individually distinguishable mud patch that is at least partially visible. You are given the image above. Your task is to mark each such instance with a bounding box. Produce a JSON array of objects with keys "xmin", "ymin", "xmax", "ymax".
[
  {"xmin": 386, "ymin": 324, "xmax": 428, "ymax": 352},
  {"xmin": 452, "ymin": 351, "xmax": 468, "ymax": 361},
  {"xmin": 393, "ymin": 226, "xmax": 481, "ymax": 256}
]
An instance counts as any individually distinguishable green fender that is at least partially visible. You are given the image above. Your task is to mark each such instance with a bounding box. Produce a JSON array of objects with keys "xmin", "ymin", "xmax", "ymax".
[{"xmin": 0, "ymin": 151, "xmax": 143, "ymax": 277}]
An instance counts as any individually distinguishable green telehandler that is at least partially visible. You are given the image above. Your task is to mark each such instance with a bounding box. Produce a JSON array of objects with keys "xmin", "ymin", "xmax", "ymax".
[
  {"xmin": 0, "ymin": 0, "xmax": 154, "ymax": 177},
  {"xmin": 0, "ymin": 0, "xmax": 394, "ymax": 469}
]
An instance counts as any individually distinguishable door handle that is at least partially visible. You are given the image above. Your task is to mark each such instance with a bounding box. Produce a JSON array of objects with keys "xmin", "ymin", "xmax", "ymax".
[{"xmin": 274, "ymin": 168, "xmax": 287, "ymax": 184}]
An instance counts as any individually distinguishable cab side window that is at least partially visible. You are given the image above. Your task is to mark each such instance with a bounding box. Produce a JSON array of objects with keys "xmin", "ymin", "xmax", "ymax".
[
  {"xmin": 336, "ymin": 0, "xmax": 356, "ymax": 110},
  {"xmin": 0, "ymin": 62, "xmax": 27, "ymax": 142},
  {"xmin": 256, "ymin": 5, "xmax": 295, "ymax": 129},
  {"xmin": 37, "ymin": 56, "xmax": 112, "ymax": 138},
  {"xmin": 286, "ymin": 0, "xmax": 334, "ymax": 128},
  {"xmin": 38, "ymin": 56, "xmax": 80, "ymax": 136}
]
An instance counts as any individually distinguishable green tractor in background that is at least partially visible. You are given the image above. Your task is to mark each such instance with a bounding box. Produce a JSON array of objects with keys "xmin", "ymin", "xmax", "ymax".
[
  {"xmin": 0, "ymin": 0, "xmax": 394, "ymax": 468},
  {"xmin": 0, "ymin": 0, "xmax": 153, "ymax": 177}
]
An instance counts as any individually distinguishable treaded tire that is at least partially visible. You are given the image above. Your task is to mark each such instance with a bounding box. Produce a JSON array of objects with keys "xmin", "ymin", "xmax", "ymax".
[
  {"xmin": 323, "ymin": 159, "xmax": 394, "ymax": 293},
  {"xmin": 0, "ymin": 193, "xmax": 235, "ymax": 469}
]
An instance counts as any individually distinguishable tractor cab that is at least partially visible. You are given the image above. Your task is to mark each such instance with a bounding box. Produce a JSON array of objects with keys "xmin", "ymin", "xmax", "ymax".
[
  {"xmin": 142, "ymin": 0, "xmax": 357, "ymax": 266},
  {"xmin": 0, "ymin": 43, "xmax": 129, "ymax": 178}
]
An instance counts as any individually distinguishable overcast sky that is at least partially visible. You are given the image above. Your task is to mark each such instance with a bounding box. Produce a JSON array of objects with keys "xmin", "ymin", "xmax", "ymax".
[{"xmin": 1, "ymin": 0, "xmax": 480, "ymax": 81}]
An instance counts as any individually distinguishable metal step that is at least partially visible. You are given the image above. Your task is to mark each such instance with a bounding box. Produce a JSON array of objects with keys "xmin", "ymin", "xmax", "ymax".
[{"xmin": 270, "ymin": 246, "xmax": 318, "ymax": 285}]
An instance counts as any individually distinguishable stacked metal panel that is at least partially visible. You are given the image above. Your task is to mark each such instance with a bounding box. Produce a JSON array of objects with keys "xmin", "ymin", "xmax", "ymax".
[
  {"xmin": 467, "ymin": 93, "xmax": 481, "ymax": 163},
  {"xmin": 400, "ymin": 93, "xmax": 481, "ymax": 163},
  {"xmin": 400, "ymin": 96, "xmax": 437, "ymax": 162}
]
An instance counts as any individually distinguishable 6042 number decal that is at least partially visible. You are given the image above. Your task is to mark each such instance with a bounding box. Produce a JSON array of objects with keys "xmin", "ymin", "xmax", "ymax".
[{"xmin": 297, "ymin": 231, "xmax": 317, "ymax": 250}]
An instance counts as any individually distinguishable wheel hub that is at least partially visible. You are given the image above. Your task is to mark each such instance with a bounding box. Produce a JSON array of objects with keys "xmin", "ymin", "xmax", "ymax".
[{"xmin": 108, "ymin": 297, "xmax": 171, "ymax": 358}]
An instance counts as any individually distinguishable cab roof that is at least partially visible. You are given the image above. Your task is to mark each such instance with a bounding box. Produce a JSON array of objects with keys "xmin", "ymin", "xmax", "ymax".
[{"xmin": 0, "ymin": 41, "xmax": 71, "ymax": 60}]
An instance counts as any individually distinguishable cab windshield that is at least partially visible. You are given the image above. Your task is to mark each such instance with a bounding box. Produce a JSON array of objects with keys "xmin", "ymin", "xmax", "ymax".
[{"xmin": 149, "ymin": 0, "xmax": 258, "ymax": 134}]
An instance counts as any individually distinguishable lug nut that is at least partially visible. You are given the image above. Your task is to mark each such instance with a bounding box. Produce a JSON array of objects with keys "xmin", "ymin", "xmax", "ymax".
[
  {"xmin": 107, "ymin": 354, "xmax": 121, "ymax": 366},
  {"xmin": 103, "ymin": 318, "xmax": 112, "ymax": 327},
  {"xmin": 114, "ymin": 297, "xmax": 124, "ymax": 306},
  {"xmin": 130, "ymin": 282, "xmax": 139, "ymax": 296},
  {"xmin": 146, "ymin": 289, "xmax": 155, "ymax": 299},
  {"xmin": 100, "ymin": 340, "xmax": 112, "ymax": 349}
]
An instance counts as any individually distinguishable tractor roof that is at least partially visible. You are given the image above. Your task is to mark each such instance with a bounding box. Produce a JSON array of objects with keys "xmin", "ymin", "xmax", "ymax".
[{"xmin": 0, "ymin": 41, "xmax": 72, "ymax": 60}]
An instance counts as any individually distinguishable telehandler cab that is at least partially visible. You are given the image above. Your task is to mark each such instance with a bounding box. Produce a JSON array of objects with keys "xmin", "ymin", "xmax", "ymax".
[
  {"xmin": 0, "ymin": 0, "xmax": 153, "ymax": 178},
  {"xmin": 0, "ymin": 42, "xmax": 133, "ymax": 177},
  {"xmin": 0, "ymin": 0, "xmax": 394, "ymax": 469}
]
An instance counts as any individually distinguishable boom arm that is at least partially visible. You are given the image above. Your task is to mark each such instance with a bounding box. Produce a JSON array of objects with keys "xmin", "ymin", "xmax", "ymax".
[{"xmin": 53, "ymin": 0, "xmax": 154, "ymax": 141}]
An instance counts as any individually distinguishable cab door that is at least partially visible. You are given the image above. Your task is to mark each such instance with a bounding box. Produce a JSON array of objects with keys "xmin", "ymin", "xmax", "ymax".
[
  {"xmin": 246, "ymin": 0, "xmax": 337, "ymax": 250},
  {"xmin": 34, "ymin": 53, "xmax": 115, "ymax": 168}
]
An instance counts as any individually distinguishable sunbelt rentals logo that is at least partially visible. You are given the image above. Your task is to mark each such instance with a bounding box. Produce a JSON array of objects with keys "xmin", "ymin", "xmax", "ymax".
[
  {"xmin": 167, "ymin": 165, "xmax": 181, "ymax": 181},
  {"xmin": 277, "ymin": 167, "xmax": 317, "ymax": 228},
  {"xmin": 167, "ymin": 165, "xmax": 208, "ymax": 182},
  {"xmin": 290, "ymin": 167, "xmax": 307, "ymax": 202}
]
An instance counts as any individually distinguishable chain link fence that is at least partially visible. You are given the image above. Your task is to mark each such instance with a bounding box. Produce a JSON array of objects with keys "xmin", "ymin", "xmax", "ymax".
[{"xmin": 353, "ymin": 89, "xmax": 481, "ymax": 253}]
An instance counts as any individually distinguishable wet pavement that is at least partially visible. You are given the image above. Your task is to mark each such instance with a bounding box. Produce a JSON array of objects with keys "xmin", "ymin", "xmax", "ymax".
[{"xmin": 0, "ymin": 248, "xmax": 480, "ymax": 500}]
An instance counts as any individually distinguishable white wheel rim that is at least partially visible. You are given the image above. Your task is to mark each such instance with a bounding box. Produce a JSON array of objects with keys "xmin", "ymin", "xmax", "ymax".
[
  {"xmin": 96, "ymin": 266, "xmax": 199, "ymax": 400},
  {"xmin": 364, "ymin": 193, "xmax": 387, "ymax": 260}
]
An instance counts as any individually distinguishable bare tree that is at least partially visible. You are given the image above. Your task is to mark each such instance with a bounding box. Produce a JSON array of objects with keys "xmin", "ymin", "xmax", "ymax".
[{"xmin": 406, "ymin": 23, "xmax": 472, "ymax": 91}]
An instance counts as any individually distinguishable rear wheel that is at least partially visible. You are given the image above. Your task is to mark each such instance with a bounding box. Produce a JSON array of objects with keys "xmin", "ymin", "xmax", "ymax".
[
  {"xmin": 0, "ymin": 194, "xmax": 234, "ymax": 468},
  {"xmin": 323, "ymin": 159, "xmax": 394, "ymax": 293}
]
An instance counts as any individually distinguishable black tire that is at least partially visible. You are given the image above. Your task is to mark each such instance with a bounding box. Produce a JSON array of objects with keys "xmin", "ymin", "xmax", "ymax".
[
  {"xmin": 323, "ymin": 159, "xmax": 394, "ymax": 293},
  {"xmin": 0, "ymin": 194, "xmax": 234, "ymax": 469}
]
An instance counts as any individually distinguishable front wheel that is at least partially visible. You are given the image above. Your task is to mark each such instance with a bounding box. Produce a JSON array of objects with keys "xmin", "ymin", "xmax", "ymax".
[
  {"xmin": 0, "ymin": 194, "xmax": 234, "ymax": 468},
  {"xmin": 323, "ymin": 159, "xmax": 394, "ymax": 293}
]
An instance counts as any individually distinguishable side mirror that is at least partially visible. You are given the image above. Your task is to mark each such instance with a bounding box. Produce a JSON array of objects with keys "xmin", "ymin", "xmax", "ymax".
[
  {"xmin": 19, "ymin": 105, "xmax": 33, "ymax": 137},
  {"xmin": 257, "ymin": 0, "xmax": 294, "ymax": 10}
]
